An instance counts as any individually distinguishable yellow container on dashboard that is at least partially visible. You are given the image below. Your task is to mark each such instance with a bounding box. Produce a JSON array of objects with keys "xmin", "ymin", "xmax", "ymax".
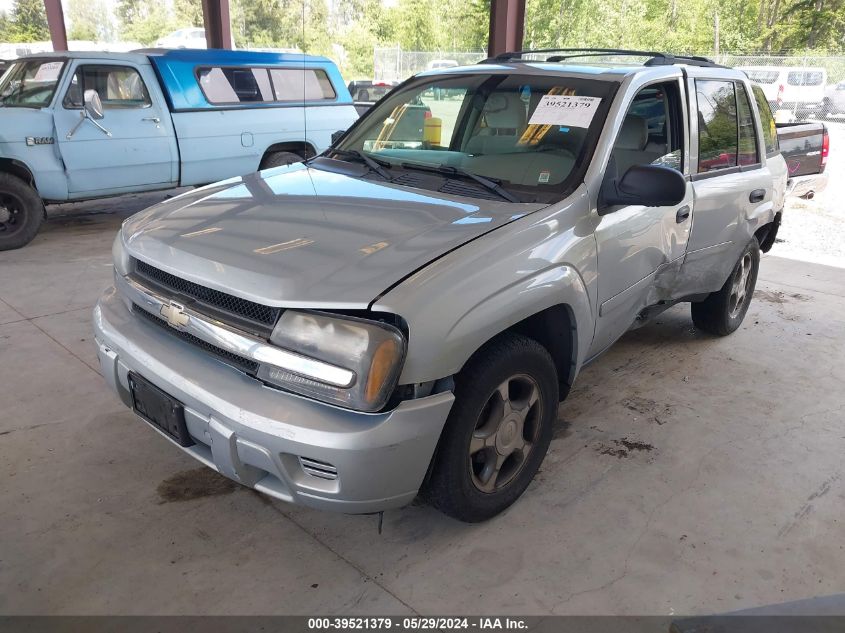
[{"xmin": 424, "ymin": 117, "xmax": 442, "ymax": 145}]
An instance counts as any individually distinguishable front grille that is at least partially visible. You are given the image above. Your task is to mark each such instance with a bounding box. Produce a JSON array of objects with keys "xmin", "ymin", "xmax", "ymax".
[
  {"xmin": 134, "ymin": 305, "xmax": 260, "ymax": 375},
  {"xmin": 134, "ymin": 259, "xmax": 282, "ymax": 329}
]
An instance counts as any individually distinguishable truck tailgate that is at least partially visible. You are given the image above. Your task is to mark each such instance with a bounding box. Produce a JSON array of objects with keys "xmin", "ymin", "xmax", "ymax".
[{"xmin": 777, "ymin": 122, "xmax": 827, "ymax": 176}]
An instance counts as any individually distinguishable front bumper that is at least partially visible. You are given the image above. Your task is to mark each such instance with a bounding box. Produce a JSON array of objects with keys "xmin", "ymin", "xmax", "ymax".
[{"xmin": 93, "ymin": 286, "xmax": 454, "ymax": 513}]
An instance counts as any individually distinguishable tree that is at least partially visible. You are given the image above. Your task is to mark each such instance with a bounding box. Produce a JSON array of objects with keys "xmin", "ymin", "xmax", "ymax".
[
  {"xmin": 5, "ymin": 0, "xmax": 49, "ymax": 42},
  {"xmin": 116, "ymin": 0, "xmax": 177, "ymax": 44},
  {"xmin": 173, "ymin": 0, "xmax": 204, "ymax": 28},
  {"xmin": 67, "ymin": 0, "xmax": 115, "ymax": 42}
]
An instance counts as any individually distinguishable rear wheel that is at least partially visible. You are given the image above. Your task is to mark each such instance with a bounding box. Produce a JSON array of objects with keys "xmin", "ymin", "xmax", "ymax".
[
  {"xmin": 259, "ymin": 151, "xmax": 303, "ymax": 170},
  {"xmin": 0, "ymin": 173, "xmax": 43, "ymax": 251},
  {"xmin": 691, "ymin": 237, "xmax": 760, "ymax": 336},
  {"xmin": 424, "ymin": 333, "xmax": 558, "ymax": 522},
  {"xmin": 822, "ymin": 98, "xmax": 835, "ymax": 117}
]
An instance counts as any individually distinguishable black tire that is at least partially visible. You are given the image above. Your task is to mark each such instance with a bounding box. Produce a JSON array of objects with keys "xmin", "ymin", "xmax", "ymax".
[
  {"xmin": 423, "ymin": 333, "xmax": 558, "ymax": 522},
  {"xmin": 259, "ymin": 151, "xmax": 303, "ymax": 170},
  {"xmin": 822, "ymin": 98, "xmax": 833, "ymax": 117},
  {"xmin": 691, "ymin": 237, "xmax": 760, "ymax": 336},
  {"xmin": 0, "ymin": 172, "xmax": 44, "ymax": 251}
]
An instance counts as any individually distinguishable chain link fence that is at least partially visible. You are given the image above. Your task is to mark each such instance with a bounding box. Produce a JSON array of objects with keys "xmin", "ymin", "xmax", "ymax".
[
  {"xmin": 713, "ymin": 54, "xmax": 845, "ymax": 122},
  {"xmin": 373, "ymin": 47, "xmax": 486, "ymax": 83}
]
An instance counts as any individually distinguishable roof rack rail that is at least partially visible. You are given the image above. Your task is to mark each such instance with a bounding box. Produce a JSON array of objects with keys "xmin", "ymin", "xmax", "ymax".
[{"xmin": 480, "ymin": 47, "xmax": 727, "ymax": 69}]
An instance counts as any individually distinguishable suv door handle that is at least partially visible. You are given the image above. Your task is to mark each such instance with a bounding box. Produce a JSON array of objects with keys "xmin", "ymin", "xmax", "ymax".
[
  {"xmin": 676, "ymin": 205, "xmax": 691, "ymax": 223},
  {"xmin": 142, "ymin": 117, "xmax": 161, "ymax": 124},
  {"xmin": 749, "ymin": 189, "xmax": 766, "ymax": 203}
]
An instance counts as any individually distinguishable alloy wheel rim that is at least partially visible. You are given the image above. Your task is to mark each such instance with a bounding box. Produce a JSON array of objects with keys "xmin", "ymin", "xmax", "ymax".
[
  {"xmin": 0, "ymin": 193, "xmax": 23, "ymax": 235},
  {"xmin": 728, "ymin": 252, "xmax": 754, "ymax": 319},
  {"xmin": 469, "ymin": 374, "xmax": 542, "ymax": 493}
]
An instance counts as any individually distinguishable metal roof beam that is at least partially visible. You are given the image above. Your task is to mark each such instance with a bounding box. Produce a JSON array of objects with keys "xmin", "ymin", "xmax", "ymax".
[
  {"xmin": 201, "ymin": 0, "xmax": 232, "ymax": 50},
  {"xmin": 43, "ymin": 0, "xmax": 68, "ymax": 52},
  {"xmin": 488, "ymin": 0, "xmax": 526, "ymax": 58}
]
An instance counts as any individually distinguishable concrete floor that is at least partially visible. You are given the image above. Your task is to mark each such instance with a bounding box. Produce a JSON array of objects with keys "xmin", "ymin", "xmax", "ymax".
[{"xmin": 1, "ymin": 196, "xmax": 844, "ymax": 615}]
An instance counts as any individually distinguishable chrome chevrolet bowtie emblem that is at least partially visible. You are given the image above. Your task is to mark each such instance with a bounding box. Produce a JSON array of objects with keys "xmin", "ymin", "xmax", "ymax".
[{"xmin": 160, "ymin": 300, "xmax": 190, "ymax": 329}]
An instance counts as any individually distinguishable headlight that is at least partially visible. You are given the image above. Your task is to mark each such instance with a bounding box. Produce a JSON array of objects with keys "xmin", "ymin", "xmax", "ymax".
[
  {"xmin": 257, "ymin": 310, "xmax": 406, "ymax": 412},
  {"xmin": 112, "ymin": 230, "xmax": 130, "ymax": 276}
]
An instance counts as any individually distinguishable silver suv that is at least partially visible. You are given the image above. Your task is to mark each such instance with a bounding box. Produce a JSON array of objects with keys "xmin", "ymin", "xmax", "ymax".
[{"xmin": 94, "ymin": 50, "xmax": 787, "ymax": 522}]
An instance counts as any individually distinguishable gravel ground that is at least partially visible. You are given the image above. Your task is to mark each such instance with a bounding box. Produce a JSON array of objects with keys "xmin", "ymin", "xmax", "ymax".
[{"xmin": 776, "ymin": 118, "xmax": 845, "ymax": 268}]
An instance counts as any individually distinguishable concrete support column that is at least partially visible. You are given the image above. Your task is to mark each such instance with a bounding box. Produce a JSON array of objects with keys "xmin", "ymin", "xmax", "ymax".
[
  {"xmin": 201, "ymin": 0, "xmax": 232, "ymax": 49},
  {"xmin": 487, "ymin": 0, "xmax": 526, "ymax": 58},
  {"xmin": 43, "ymin": 0, "xmax": 68, "ymax": 52}
]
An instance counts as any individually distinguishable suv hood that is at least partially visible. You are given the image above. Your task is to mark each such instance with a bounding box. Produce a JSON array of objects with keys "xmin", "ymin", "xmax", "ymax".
[{"xmin": 123, "ymin": 163, "xmax": 546, "ymax": 308}]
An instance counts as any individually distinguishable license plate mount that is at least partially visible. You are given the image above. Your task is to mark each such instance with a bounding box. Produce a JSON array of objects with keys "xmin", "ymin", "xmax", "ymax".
[{"xmin": 128, "ymin": 372, "xmax": 194, "ymax": 447}]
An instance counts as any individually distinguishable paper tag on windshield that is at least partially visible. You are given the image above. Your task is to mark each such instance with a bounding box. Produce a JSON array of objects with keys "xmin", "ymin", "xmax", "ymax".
[{"xmin": 529, "ymin": 95, "xmax": 602, "ymax": 128}]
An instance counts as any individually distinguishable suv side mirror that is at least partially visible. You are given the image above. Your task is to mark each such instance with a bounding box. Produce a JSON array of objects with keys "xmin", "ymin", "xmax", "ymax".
[
  {"xmin": 83, "ymin": 89, "xmax": 104, "ymax": 120},
  {"xmin": 331, "ymin": 130, "xmax": 345, "ymax": 145},
  {"xmin": 600, "ymin": 164, "xmax": 686, "ymax": 212}
]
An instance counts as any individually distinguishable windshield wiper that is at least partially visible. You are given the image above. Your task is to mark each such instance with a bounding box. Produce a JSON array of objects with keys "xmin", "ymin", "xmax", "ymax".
[
  {"xmin": 399, "ymin": 162, "xmax": 519, "ymax": 203},
  {"xmin": 329, "ymin": 149, "xmax": 392, "ymax": 181}
]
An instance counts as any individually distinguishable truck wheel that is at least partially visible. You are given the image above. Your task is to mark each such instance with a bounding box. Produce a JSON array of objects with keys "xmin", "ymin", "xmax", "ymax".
[
  {"xmin": 691, "ymin": 237, "xmax": 760, "ymax": 336},
  {"xmin": 0, "ymin": 173, "xmax": 43, "ymax": 251},
  {"xmin": 259, "ymin": 151, "xmax": 303, "ymax": 170},
  {"xmin": 424, "ymin": 333, "xmax": 558, "ymax": 522},
  {"xmin": 822, "ymin": 98, "xmax": 833, "ymax": 117}
]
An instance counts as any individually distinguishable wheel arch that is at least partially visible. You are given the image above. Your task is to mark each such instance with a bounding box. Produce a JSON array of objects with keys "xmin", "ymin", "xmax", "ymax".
[
  {"xmin": 755, "ymin": 210, "xmax": 781, "ymax": 253},
  {"xmin": 501, "ymin": 304, "xmax": 578, "ymax": 400},
  {"xmin": 261, "ymin": 141, "xmax": 316, "ymax": 162},
  {"xmin": 0, "ymin": 158, "xmax": 37, "ymax": 190}
]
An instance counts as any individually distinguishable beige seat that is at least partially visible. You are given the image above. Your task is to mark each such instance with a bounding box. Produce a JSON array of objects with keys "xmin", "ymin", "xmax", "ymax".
[
  {"xmin": 465, "ymin": 93, "xmax": 527, "ymax": 155},
  {"xmin": 611, "ymin": 114, "xmax": 669, "ymax": 174}
]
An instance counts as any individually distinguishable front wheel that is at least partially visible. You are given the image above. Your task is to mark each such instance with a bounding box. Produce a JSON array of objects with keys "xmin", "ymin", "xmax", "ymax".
[
  {"xmin": 259, "ymin": 151, "xmax": 304, "ymax": 170},
  {"xmin": 691, "ymin": 237, "xmax": 760, "ymax": 336},
  {"xmin": 0, "ymin": 173, "xmax": 44, "ymax": 251},
  {"xmin": 423, "ymin": 333, "xmax": 558, "ymax": 522}
]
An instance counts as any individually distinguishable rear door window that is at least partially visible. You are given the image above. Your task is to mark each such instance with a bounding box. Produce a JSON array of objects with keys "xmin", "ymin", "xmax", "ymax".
[
  {"xmin": 751, "ymin": 84, "xmax": 779, "ymax": 157},
  {"xmin": 197, "ymin": 66, "xmax": 336, "ymax": 104},
  {"xmin": 695, "ymin": 79, "xmax": 738, "ymax": 173},
  {"xmin": 197, "ymin": 67, "xmax": 274, "ymax": 104},
  {"xmin": 787, "ymin": 71, "xmax": 824, "ymax": 86},
  {"xmin": 736, "ymin": 83, "xmax": 759, "ymax": 166},
  {"xmin": 269, "ymin": 68, "xmax": 336, "ymax": 101}
]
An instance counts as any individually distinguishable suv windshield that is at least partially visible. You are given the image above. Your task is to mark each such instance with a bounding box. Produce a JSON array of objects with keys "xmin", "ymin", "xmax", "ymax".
[
  {"xmin": 334, "ymin": 73, "xmax": 617, "ymax": 201},
  {"xmin": 744, "ymin": 70, "xmax": 778, "ymax": 84},
  {"xmin": 0, "ymin": 59, "xmax": 65, "ymax": 108}
]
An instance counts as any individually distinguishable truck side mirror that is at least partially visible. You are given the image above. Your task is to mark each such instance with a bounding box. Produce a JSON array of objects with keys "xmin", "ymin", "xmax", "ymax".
[
  {"xmin": 330, "ymin": 130, "xmax": 345, "ymax": 145},
  {"xmin": 83, "ymin": 89, "xmax": 104, "ymax": 120},
  {"xmin": 600, "ymin": 164, "xmax": 686, "ymax": 212}
]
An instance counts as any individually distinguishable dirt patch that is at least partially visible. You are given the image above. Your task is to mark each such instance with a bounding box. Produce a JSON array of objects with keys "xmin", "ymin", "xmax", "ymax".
[
  {"xmin": 619, "ymin": 395, "xmax": 674, "ymax": 425},
  {"xmin": 596, "ymin": 437, "xmax": 655, "ymax": 459},
  {"xmin": 754, "ymin": 290, "xmax": 810, "ymax": 304},
  {"xmin": 157, "ymin": 467, "xmax": 238, "ymax": 503}
]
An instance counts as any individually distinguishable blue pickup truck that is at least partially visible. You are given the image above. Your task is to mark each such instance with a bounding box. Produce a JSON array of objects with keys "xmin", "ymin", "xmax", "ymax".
[{"xmin": 0, "ymin": 49, "xmax": 358, "ymax": 250}]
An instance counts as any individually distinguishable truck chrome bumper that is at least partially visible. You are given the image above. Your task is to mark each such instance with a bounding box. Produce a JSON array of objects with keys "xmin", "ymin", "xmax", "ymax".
[
  {"xmin": 786, "ymin": 172, "xmax": 828, "ymax": 199},
  {"xmin": 93, "ymin": 286, "xmax": 454, "ymax": 513}
]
